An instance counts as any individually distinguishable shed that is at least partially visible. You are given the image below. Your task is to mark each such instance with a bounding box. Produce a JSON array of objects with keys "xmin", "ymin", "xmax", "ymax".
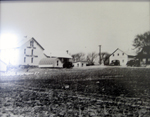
[
  {"xmin": 73, "ymin": 61, "xmax": 88, "ymax": 67},
  {"xmin": 39, "ymin": 58, "xmax": 63, "ymax": 68},
  {"xmin": 0, "ymin": 59, "xmax": 7, "ymax": 72}
]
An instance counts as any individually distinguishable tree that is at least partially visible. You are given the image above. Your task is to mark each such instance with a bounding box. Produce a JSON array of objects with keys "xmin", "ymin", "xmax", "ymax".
[
  {"xmin": 72, "ymin": 52, "xmax": 85, "ymax": 62},
  {"xmin": 101, "ymin": 52, "xmax": 110, "ymax": 65},
  {"xmin": 86, "ymin": 52, "xmax": 98, "ymax": 65},
  {"xmin": 133, "ymin": 31, "xmax": 150, "ymax": 53}
]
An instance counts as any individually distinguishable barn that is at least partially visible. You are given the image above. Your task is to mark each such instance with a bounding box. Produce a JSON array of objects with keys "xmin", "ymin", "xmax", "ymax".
[
  {"xmin": 73, "ymin": 61, "xmax": 88, "ymax": 67},
  {"xmin": 39, "ymin": 58, "xmax": 63, "ymax": 68},
  {"xmin": 0, "ymin": 36, "xmax": 46, "ymax": 67},
  {"xmin": 0, "ymin": 59, "xmax": 7, "ymax": 72}
]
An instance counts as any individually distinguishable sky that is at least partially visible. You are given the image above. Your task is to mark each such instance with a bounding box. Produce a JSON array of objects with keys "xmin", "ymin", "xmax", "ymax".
[{"xmin": 0, "ymin": 1, "xmax": 150, "ymax": 55}]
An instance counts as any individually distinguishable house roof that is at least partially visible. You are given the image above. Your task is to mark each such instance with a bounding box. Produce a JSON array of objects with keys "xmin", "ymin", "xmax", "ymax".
[
  {"xmin": 0, "ymin": 36, "xmax": 44, "ymax": 50},
  {"xmin": 44, "ymin": 50, "xmax": 72, "ymax": 59},
  {"xmin": 110, "ymin": 48, "xmax": 136, "ymax": 56},
  {"xmin": 39, "ymin": 58, "xmax": 59, "ymax": 65}
]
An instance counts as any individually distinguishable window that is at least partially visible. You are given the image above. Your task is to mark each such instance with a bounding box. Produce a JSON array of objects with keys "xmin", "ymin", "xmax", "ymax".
[
  {"xmin": 24, "ymin": 57, "xmax": 26, "ymax": 63},
  {"xmin": 122, "ymin": 53, "xmax": 124, "ymax": 56},
  {"xmin": 24, "ymin": 49, "xmax": 26, "ymax": 54},
  {"xmin": 113, "ymin": 54, "xmax": 114, "ymax": 56},
  {"xmin": 57, "ymin": 60, "xmax": 59, "ymax": 66},
  {"xmin": 30, "ymin": 41, "xmax": 34, "ymax": 47},
  {"xmin": 118, "ymin": 53, "xmax": 119, "ymax": 56},
  {"xmin": 31, "ymin": 49, "xmax": 33, "ymax": 55},
  {"xmin": 31, "ymin": 58, "xmax": 33, "ymax": 63}
]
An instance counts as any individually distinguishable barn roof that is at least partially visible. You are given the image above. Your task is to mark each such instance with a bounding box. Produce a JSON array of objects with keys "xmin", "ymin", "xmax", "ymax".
[
  {"xmin": 44, "ymin": 50, "xmax": 72, "ymax": 59},
  {"xmin": 0, "ymin": 36, "xmax": 44, "ymax": 50},
  {"xmin": 39, "ymin": 58, "xmax": 59, "ymax": 65}
]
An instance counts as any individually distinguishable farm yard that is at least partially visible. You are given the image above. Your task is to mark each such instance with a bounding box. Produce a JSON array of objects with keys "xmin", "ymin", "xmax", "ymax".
[{"xmin": 0, "ymin": 66, "xmax": 150, "ymax": 117}]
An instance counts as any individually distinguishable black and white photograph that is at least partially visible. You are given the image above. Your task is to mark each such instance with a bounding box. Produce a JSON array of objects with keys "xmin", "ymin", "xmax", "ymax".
[{"xmin": 0, "ymin": 0, "xmax": 150, "ymax": 116}]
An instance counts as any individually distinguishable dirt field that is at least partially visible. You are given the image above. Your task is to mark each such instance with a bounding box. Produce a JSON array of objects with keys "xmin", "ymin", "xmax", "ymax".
[{"xmin": 0, "ymin": 66, "xmax": 150, "ymax": 117}]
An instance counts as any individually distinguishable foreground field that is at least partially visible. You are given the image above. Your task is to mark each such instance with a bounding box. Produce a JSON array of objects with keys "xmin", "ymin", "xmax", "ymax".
[{"xmin": 0, "ymin": 67, "xmax": 150, "ymax": 116}]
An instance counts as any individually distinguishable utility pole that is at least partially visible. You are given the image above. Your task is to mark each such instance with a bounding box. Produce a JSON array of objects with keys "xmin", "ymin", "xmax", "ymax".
[{"xmin": 99, "ymin": 45, "xmax": 101, "ymax": 64}]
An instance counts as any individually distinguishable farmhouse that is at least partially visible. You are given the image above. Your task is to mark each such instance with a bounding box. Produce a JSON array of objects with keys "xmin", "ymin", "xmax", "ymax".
[
  {"xmin": 39, "ymin": 58, "xmax": 63, "ymax": 68},
  {"xmin": 0, "ymin": 59, "xmax": 7, "ymax": 72},
  {"xmin": 73, "ymin": 61, "xmax": 88, "ymax": 67},
  {"xmin": 0, "ymin": 36, "xmax": 46, "ymax": 67},
  {"xmin": 109, "ymin": 48, "xmax": 136, "ymax": 66}
]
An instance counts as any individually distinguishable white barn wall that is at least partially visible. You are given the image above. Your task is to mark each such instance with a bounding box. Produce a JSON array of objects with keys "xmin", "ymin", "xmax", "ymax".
[
  {"xmin": 17, "ymin": 38, "xmax": 46, "ymax": 66},
  {"xmin": 0, "ymin": 60, "xmax": 7, "ymax": 72}
]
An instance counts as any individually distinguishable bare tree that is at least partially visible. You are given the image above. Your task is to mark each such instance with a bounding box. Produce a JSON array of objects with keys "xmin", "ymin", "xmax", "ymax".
[
  {"xmin": 101, "ymin": 52, "xmax": 110, "ymax": 65},
  {"xmin": 72, "ymin": 52, "xmax": 85, "ymax": 62},
  {"xmin": 86, "ymin": 52, "xmax": 98, "ymax": 65}
]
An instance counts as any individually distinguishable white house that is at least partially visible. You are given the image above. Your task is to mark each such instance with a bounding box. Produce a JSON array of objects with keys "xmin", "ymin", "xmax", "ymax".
[
  {"xmin": 39, "ymin": 58, "xmax": 63, "ymax": 68},
  {"xmin": 0, "ymin": 59, "xmax": 7, "ymax": 72},
  {"xmin": 73, "ymin": 61, "xmax": 88, "ymax": 67},
  {"xmin": 0, "ymin": 36, "xmax": 46, "ymax": 67},
  {"xmin": 109, "ymin": 48, "xmax": 136, "ymax": 66}
]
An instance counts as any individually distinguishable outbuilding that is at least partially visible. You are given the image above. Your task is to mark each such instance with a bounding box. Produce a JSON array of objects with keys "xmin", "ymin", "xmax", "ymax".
[
  {"xmin": 73, "ymin": 61, "xmax": 88, "ymax": 67},
  {"xmin": 0, "ymin": 59, "xmax": 7, "ymax": 72},
  {"xmin": 39, "ymin": 58, "xmax": 63, "ymax": 68}
]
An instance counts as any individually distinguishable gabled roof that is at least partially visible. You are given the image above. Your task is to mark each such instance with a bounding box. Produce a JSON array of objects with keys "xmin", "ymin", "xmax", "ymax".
[
  {"xmin": 44, "ymin": 50, "xmax": 72, "ymax": 59},
  {"xmin": 0, "ymin": 36, "xmax": 44, "ymax": 50},
  {"xmin": 0, "ymin": 59, "xmax": 7, "ymax": 65},
  {"xmin": 39, "ymin": 58, "xmax": 59, "ymax": 65},
  {"xmin": 110, "ymin": 48, "xmax": 136, "ymax": 56}
]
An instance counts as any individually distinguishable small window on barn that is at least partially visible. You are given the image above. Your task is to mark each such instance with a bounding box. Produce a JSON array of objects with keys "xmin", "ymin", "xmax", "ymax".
[
  {"xmin": 31, "ymin": 58, "xmax": 33, "ymax": 63},
  {"xmin": 24, "ymin": 49, "xmax": 26, "ymax": 54},
  {"xmin": 30, "ymin": 41, "xmax": 34, "ymax": 47},
  {"xmin": 82, "ymin": 63, "xmax": 83, "ymax": 67},
  {"xmin": 118, "ymin": 53, "xmax": 119, "ymax": 56},
  {"xmin": 122, "ymin": 53, "xmax": 124, "ymax": 56},
  {"xmin": 113, "ymin": 54, "xmax": 114, "ymax": 56},
  {"xmin": 24, "ymin": 57, "xmax": 26, "ymax": 63}
]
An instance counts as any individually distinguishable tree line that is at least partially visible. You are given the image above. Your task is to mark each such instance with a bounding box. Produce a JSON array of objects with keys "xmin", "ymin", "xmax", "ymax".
[
  {"xmin": 71, "ymin": 31, "xmax": 150, "ymax": 65},
  {"xmin": 71, "ymin": 52, "xmax": 110, "ymax": 65}
]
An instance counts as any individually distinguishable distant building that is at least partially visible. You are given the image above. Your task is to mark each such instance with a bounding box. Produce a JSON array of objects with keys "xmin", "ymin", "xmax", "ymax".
[
  {"xmin": 136, "ymin": 46, "xmax": 150, "ymax": 65},
  {"xmin": 109, "ymin": 48, "xmax": 136, "ymax": 66},
  {"xmin": 0, "ymin": 59, "xmax": 7, "ymax": 72},
  {"xmin": 73, "ymin": 61, "xmax": 88, "ymax": 67},
  {"xmin": 0, "ymin": 37, "xmax": 46, "ymax": 67},
  {"xmin": 39, "ymin": 58, "xmax": 63, "ymax": 68},
  {"xmin": 44, "ymin": 50, "xmax": 72, "ymax": 65}
]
